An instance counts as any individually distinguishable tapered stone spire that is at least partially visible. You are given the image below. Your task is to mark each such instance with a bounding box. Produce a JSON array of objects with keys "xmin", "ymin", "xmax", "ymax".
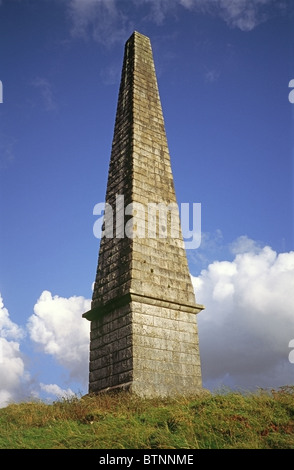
[{"xmin": 83, "ymin": 31, "xmax": 204, "ymax": 396}]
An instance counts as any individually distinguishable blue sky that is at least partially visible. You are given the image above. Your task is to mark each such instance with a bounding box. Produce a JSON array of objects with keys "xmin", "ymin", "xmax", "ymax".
[{"xmin": 0, "ymin": 0, "xmax": 294, "ymax": 406}]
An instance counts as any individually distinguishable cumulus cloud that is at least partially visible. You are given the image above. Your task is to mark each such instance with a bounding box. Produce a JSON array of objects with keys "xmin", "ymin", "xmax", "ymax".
[
  {"xmin": 0, "ymin": 338, "xmax": 27, "ymax": 407},
  {"xmin": 193, "ymin": 237, "xmax": 294, "ymax": 390},
  {"xmin": 27, "ymin": 291, "xmax": 91, "ymax": 385},
  {"xmin": 40, "ymin": 383, "xmax": 75, "ymax": 399},
  {"xmin": 0, "ymin": 290, "xmax": 91, "ymax": 406},
  {"xmin": 0, "ymin": 296, "xmax": 23, "ymax": 341},
  {"xmin": 229, "ymin": 234, "xmax": 262, "ymax": 254},
  {"xmin": 0, "ymin": 295, "xmax": 30, "ymax": 408}
]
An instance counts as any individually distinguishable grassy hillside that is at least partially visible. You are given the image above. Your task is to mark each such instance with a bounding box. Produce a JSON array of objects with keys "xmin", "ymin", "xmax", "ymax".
[{"xmin": 0, "ymin": 387, "xmax": 293, "ymax": 449}]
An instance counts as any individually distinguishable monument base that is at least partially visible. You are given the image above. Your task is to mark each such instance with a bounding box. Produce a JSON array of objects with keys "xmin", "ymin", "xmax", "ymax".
[{"xmin": 85, "ymin": 294, "xmax": 204, "ymax": 397}]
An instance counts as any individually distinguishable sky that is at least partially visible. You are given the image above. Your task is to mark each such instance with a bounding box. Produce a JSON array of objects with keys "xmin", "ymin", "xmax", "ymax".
[{"xmin": 0, "ymin": 0, "xmax": 294, "ymax": 407}]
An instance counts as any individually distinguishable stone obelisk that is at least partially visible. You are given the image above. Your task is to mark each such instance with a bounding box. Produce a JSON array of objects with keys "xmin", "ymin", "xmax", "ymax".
[{"xmin": 83, "ymin": 31, "xmax": 204, "ymax": 397}]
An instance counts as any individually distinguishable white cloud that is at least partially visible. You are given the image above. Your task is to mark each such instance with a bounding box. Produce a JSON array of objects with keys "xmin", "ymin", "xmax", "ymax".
[
  {"xmin": 27, "ymin": 291, "xmax": 91, "ymax": 385},
  {"xmin": 0, "ymin": 135, "xmax": 16, "ymax": 170},
  {"xmin": 179, "ymin": 0, "xmax": 288, "ymax": 31},
  {"xmin": 0, "ymin": 296, "xmax": 23, "ymax": 340},
  {"xmin": 65, "ymin": 0, "xmax": 286, "ymax": 43},
  {"xmin": 0, "ymin": 289, "xmax": 91, "ymax": 407},
  {"xmin": 67, "ymin": 0, "xmax": 132, "ymax": 45},
  {"xmin": 0, "ymin": 295, "xmax": 30, "ymax": 408},
  {"xmin": 0, "ymin": 338, "xmax": 26, "ymax": 407},
  {"xmin": 215, "ymin": 0, "xmax": 272, "ymax": 31},
  {"xmin": 230, "ymin": 234, "xmax": 262, "ymax": 254},
  {"xmin": 40, "ymin": 383, "xmax": 75, "ymax": 399},
  {"xmin": 193, "ymin": 238, "xmax": 294, "ymax": 390},
  {"xmin": 180, "ymin": 0, "xmax": 195, "ymax": 7},
  {"xmin": 31, "ymin": 77, "xmax": 57, "ymax": 111},
  {"xmin": 205, "ymin": 69, "xmax": 220, "ymax": 83},
  {"xmin": 187, "ymin": 229, "xmax": 227, "ymax": 271},
  {"xmin": 133, "ymin": 0, "xmax": 180, "ymax": 25},
  {"xmin": 0, "ymin": 0, "xmax": 289, "ymax": 34}
]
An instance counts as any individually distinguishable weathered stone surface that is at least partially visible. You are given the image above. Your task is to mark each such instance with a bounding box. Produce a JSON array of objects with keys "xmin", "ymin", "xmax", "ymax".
[{"xmin": 83, "ymin": 31, "xmax": 204, "ymax": 397}]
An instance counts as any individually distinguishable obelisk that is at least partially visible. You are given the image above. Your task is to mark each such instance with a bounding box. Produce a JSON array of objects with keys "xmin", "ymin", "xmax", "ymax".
[{"xmin": 83, "ymin": 31, "xmax": 204, "ymax": 397}]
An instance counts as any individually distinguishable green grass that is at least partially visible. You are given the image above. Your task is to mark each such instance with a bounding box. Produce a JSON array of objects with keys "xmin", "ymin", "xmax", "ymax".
[{"xmin": 0, "ymin": 386, "xmax": 293, "ymax": 449}]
